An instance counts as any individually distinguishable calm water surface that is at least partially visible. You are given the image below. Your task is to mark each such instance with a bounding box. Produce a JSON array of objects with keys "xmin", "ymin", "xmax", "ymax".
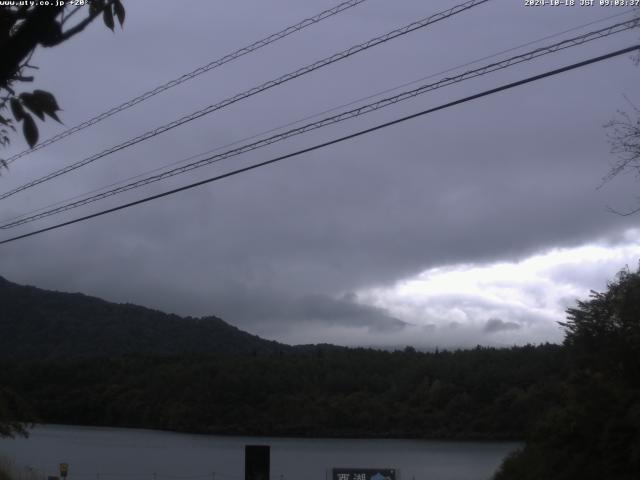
[{"xmin": 0, "ymin": 425, "xmax": 519, "ymax": 480}]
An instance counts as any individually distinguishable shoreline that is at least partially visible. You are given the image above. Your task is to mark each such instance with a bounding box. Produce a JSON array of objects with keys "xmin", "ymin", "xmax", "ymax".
[{"xmin": 17, "ymin": 423, "xmax": 525, "ymax": 444}]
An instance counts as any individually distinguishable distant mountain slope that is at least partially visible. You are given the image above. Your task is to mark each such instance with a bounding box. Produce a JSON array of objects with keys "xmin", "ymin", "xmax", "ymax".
[{"xmin": 0, "ymin": 276, "xmax": 288, "ymax": 360}]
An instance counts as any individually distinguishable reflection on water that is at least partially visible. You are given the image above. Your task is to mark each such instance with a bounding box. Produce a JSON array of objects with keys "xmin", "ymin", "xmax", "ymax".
[{"xmin": 0, "ymin": 425, "xmax": 519, "ymax": 480}]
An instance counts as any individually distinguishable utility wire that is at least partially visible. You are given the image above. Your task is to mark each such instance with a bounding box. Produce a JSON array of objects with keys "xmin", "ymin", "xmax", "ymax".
[
  {"xmin": 3, "ymin": 0, "xmax": 370, "ymax": 164},
  {"xmin": 1, "ymin": 44, "xmax": 637, "ymax": 246},
  {"xmin": 2, "ymin": 18, "xmax": 637, "ymax": 230},
  {"xmin": 4, "ymin": 9, "xmax": 633, "ymax": 227},
  {"xmin": 0, "ymin": 0, "xmax": 490, "ymax": 201}
]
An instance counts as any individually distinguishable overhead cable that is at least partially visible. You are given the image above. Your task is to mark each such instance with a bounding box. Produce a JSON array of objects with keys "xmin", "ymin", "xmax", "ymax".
[
  {"xmin": 1, "ymin": 44, "xmax": 637, "ymax": 246},
  {"xmin": 0, "ymin": 0, "xmax": 491, "ymax": 201},
  {"xmin": 3, "ymin": 0, "xmax": 370, "ymax": 164},
  {"xmin": 2, "ymin": 18, "xmax": 637, "ymax": 229},
  {"xmin": 5, "ymin": 8, "xmax": 632, "ymax": 227}
]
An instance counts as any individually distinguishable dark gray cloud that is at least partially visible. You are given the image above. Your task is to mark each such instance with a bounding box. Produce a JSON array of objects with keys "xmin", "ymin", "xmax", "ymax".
[
  {"xmin": 291, "ymin": 294, "xmax": 410, "ymax": 332},
  {"xmin": 1, "ymin": 0, "xmax": 639, "ymax": 346},
  {"xmin": 483, "ymin": 318, "xmax": 522, "ymax": 334}
]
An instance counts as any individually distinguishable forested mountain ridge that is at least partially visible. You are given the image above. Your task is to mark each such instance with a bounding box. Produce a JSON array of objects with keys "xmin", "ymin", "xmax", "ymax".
[
  {"xmin": 2, "ymin": 268, "xmax": 639, "ymax": 477},
  {"xmin": 0, "ymin": 276, "xmax": 569, "ymax": 440},
  {"xmin": 1, "ymin": 344, "xmax": 566, "ymax": 439},
  {"xmin": 0, "ymin": 275, "xmax": 288, "ymax": 359}
]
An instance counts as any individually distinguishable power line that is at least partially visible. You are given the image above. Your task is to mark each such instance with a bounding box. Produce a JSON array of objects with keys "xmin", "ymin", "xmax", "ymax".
[
  {"xmin": 3, "ymin": 0, "xmax": 370, "ymax": 164},
  {"xmin": 4, "ymin": 9, "xmax": 633, "ymax": 227},
  {"xmin": 1, "ymin": 44, "xmax": 637, "ymax": 247},
  {"xmin": 3, "ymin": 18, "xmax": 637, "ymax": 230},
  {"xmin": 3, "ymin": 17, "xmax": 635, "ymax": 227},
  {"xmin": 0, "ymin": 0, "xmax": 491, "ymax": 201}
]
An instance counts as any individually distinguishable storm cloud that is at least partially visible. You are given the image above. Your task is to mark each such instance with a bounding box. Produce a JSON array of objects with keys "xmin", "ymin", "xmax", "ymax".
[
  {"xmin": 483, "ymin": 318, "xmax": 522, "ymax": 334},
  {"xmin": 1, "ymin": 0, "xmax": 639, "ymax": 347}
]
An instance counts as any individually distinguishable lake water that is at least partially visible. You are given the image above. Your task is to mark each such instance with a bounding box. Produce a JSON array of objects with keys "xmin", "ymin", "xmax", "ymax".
[{"xmin": 0, "ymin": 425, "xmax": 519, "ymax": 480}]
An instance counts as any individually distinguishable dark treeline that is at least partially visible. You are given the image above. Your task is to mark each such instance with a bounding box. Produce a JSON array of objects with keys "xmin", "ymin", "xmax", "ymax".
[
  {"xmin": 0, "ymin": 275, "xmax": 566, "ymax": 440},
  {"xmin": 1, "ymin": 344, "xmax": 565, "ymax": 439},
  {"xmin": 0, "ymin": 275, "xmax": 289, "ymax": 360},
  {"xmin": 2, "ymin": 269, "xmax": 639, "ymax": 478},
  {"xmin": 494, "ymin": 268, "xmax": 640, "ymax": 480}
]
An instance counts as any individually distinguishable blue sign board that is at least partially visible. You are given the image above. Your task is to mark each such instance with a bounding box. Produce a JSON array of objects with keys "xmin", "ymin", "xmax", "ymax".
[{"xmin": 332, "ymin": 469, "xmax": 396, "ymax": 480}]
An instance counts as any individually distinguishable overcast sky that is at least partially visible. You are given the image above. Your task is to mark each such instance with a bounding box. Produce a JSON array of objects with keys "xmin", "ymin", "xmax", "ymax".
[{"xmin": 1, "ymin": 0, "xmax": 639, "ymax": 348}]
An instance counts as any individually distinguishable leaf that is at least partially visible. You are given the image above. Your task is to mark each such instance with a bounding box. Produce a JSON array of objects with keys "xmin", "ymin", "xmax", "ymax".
[
  {"xmin": 10, "ymin": 98, "xmax": 24, "ymax": 121},
  {"xmin": 22, "ymin": 113, "xmax": 38, "ymax": 148},
  {"xmin": 1, "ymin": 120, "xmax": 16, "ymax": 132},
  {"xmin": 33, "ymin": 90, "xmax": 60, "ymax": 111},
  {"xmin": 90, "ymin": 0, "xmax": 105, "ymax": 16},
  {"xmin": 32, "ymin": 90, "xmax": 62, "ymax": 123},
  {"xmin": 45, "ymin": 109, "xmax": 61, "ymax": 123},
  {"xmin": 19, "ymin": 93, "xmax": 45, "ymax": 121},
  {"xmin": 103, "ymin": 6, "xmax": 114, "ymax": 31},
  {"xmin": 113, "ymin": 0, "xmax": 125, "ymax": 26}
]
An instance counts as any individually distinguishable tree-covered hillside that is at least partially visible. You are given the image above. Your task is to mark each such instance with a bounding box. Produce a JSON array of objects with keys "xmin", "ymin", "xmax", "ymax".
[
  {"xmin": 494, "ymin": 268, "xmax": 640, "ymax": 479},
  {"xmin": 2, "ymin": 269, "xmax": 639, "ymax": 478},
  {"xmin": 0, "ymin": 344, "xmax": 565, "ymax": 439},
  {"xmin": 0, "ymin": 275, "xmax": 568, "ymax": 440},
  {"xmin": 0, "ymin": 276, "xmax": 288, "ymax": 359}
]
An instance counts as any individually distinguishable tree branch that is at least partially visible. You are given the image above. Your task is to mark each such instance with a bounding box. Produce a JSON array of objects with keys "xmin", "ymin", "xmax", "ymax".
[
  {"xmin": 0, "ymin": 6, "xmax": 63, "ymax": 84},
  {"xmin": 56, "ymin": 7, "xmax": 105, "ymax": 44}
]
